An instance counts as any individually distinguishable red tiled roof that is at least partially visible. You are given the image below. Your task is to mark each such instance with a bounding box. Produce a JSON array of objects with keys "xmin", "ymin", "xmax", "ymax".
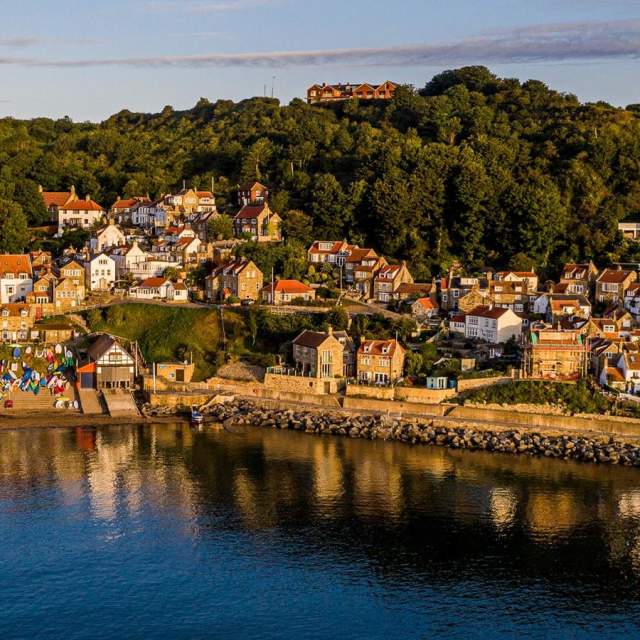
[
  {"xmin": 234, "ymin": 204, "xmax": 267, "ymax": 220},
  {"xmin": 261, "ymin": 279, "xmax": 313, "ymax": 294},
  {"xmin": 138, "ymin": 277, "xmax": 169, "ymax": 288},
  {"xmin": 358, "ymin": 339, "xmax": 403, "ymax": 357},
  {"xmin": 308, "ymin": 240, "xmax": 349, "ymax": 255},
  {"xmin": 60, "ymin": 199, "xmax": 104, "ymax": 212},
  {"xmin": 597, "ymin": 269, "xmax": 634, "ymax": 284},
  {"xmin": 0, "ymin": 255, "xmax": 32, "ymax": 277},
  {"xmin": 42, "ymin": 191, "xmax": 74, "ymax": 207},
  {"xmin": 467, "ymin": 305, "xmax": 511, "ymax": 320},
  {"xmin": 414, "ymin": 297, "xmax": 437, "ymax": 310}
]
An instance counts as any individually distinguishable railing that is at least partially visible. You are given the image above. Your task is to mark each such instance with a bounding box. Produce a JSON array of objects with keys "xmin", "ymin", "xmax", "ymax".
[{"xmin": 266, "ymin": 366, "xmax": 316, "ymax": 378}]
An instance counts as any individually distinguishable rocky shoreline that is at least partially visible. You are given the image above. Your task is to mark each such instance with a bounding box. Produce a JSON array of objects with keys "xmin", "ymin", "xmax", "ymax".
[{"xmin": 142, "ymin": 399, "xmax": 640, "ymax": 467}]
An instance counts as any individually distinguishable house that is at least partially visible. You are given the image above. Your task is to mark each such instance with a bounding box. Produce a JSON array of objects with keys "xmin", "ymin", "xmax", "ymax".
[
  {"xmin": 412, "ymin": 297, "xmax": 439, "ymax": 321},
  {"xmin": 81, "ymin": 335, "xmax": 135, "ymax": 390},
  {"xmin": 449, "ymin": 314, "xmax": 466, "ymax": 334},
  {"xmin": 110, "ymin": 196, "xmax": 150, "ymax": 223},
  {"xmin": 0, "ymin": 254, "xmax": 33, "ymax": 304},
  {"xmin": 175, "ymin": 236, "xmax": 202, "ymax": 264},
  {"xmin": 163, "ymin": 188, "xmax": 216, "ymax": 216},
  {"xmin": 352, "ymin": 256, "xmax": 387, "ymax": 299},
  {"xmin": 27, "ymin": 275, "xmax": 55, "ymax": 305},
  {"xmin": 204, "ymin": 259, "xmax": 263, "ymax": 302},
  {"xmin": 307, "ymin": 81, "xmax": 397, "ymax": 104},
  {"xmin": 0, "ymin": 304, "xmax": 35, "ymax": 341},
  {"xmin": 558, "ymin": 262, "xmax": 598, "ymax": 295},
  {"xmin": 487, "ymin": 280, "xmax": 532, "ymax": 313},
  {"xmin": 465, "ymin": 306, "xmax": 523, "ymax": 344},
  {"xmin": 292, "ymin": 328, "xmax": 345, "ymax": 381},
  {"xmin": 356, "ymin": 339, "xmax": 405, "ymax": 385},
  {"xmin": 595, "ymin": 268, "xmax": 637, "ymax": 304},
  {"xmin": 156, "ymin": 361, "xmax": 195, "ymax": 384},
  {"xmin": 129, "ymin": 277, "xmax": 173, "ymax": 300},
  {"xmin": 54, "ymin": 277, "xmax": 84, "ymax": 310},
  {"xmin": 617, "ymin": 351, "xmax": 640, "ymax": 394},
  {"xmin": 333, "ymin": 330, "xmax": 356, "ymax": 378},
  {"xmin": 132, "ymin": 199, "xmax": 169, "ymax": 229},
  {"xmin": 439, "ymin": 272, "xmax": 490, "ymax": 312},
  {"xmin": 260, "ymin": 280, "xmax": 315, "ymax": 305},
  {"xmin": 233, "ymin": 203, "xmax": 282, "ymax": 242},
  {"xmin": 237, "ymin": 182, "xmax": 269, "ymax": 206},
  {"xmin": 56, "ymin": 197, "xmax": 105, "ymax": 235},
  {"xmin": 532, "ymin": 293, "xmax": 591, "ymax": 323},
  {"xmin": 393, "ymin": 281, "xmax": 436, "ymax": 302},
  {"xmin": 60, "ymin": 260, "xmax": 86, "ymax": 290},
  {"xmin": 91, "ymin": 223, "xmax": 126, "ymax": 253},
  {"xmin": 39, "ymin": 185, "xmax": 77, "ymax": 220},
  {"xmin": 522, "ymin": 327, "xmax": 589, "ymax": 380},
  {"xmin": 494, "ymin": 270, "xmax": 539, "ymax": 292},
  {"xmin": 85, "ymin": 254, "xmax": 116, "ymax": 291},
  {"xmin": 307, "ymin": 240, "xmax": 353, "ymax": 265},
  {"xmin": 373, "ymin": 262, "xmax": 413, "ymax": 303},
  {"xmin": 30, "ymin": 250, "xmax": 53, "ymax": 274},
  {"xmin": 168, "ymin": 281, "xmax": 189, "ymax": 303},
  {"xmin": 344, "ymin": 247, "xmax": 379, "ymax": 284},
  {"xmin": 624, "ymin": 283, "xmax": 640, "ymax": 316},
  {"xmin": 31, "ymin": 322, "xmax": 75, "ymax": 345},
  {"xmin": 619, "ymin": 221, "xmax": 640, "ymax": 241}
]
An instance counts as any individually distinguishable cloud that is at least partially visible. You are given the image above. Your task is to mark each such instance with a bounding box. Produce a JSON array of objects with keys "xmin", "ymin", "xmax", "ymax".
[
  {"xmin": 0, "ymin": 37, "xmax": 40, "ymax": 48},
  {"xmin": 145, "ymin": 0, "xmax": 277, "ymax": 13},
  {"xmin": 0, "ymin": 18, "xmax": 639, "ymax": 68}
]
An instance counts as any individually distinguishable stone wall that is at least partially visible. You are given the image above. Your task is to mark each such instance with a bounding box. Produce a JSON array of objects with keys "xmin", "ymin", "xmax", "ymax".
[
  {"xmin": 345, "ymin": 384, "xmax": 395, "ymax": 400},
  {"xmin": 457, "ymin": 376, "xmax": 513, "ymax": 392},
  {"xmin": 342, "ymin": 396, "xmax": 448, "ymax": 417},
  {"xmin": 345, "ymin": 383, "xmax": 455, "ymax": 403}
]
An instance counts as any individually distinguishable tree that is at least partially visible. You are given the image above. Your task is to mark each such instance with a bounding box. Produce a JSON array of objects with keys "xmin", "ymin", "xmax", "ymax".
[
  {"xmin": 207, "ymin": 215, "xmax": 233, "ymax": 240},
  {"xmin": 163, "ymin": 267, "xmax": 180, "ymax": 282},
  {"xmin": 282, "ymin": 209, "xmax": 314, "ymax": 246},
  {"xmin": 0, "ymin": 199, "xmax": 29, "ymax": 253},
  {"xmin": 309, "ymin": 174, "xmax": 351, "ymax": 238},
  {"xmin": 13, "ymin": 181, "xmax": 49, "ymax": 226}
]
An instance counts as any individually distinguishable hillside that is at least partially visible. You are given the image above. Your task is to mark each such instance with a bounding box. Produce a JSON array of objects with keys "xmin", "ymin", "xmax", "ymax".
[{"xmin": 1, "ymin": 66, "xmax": 640, "ymax": 278}]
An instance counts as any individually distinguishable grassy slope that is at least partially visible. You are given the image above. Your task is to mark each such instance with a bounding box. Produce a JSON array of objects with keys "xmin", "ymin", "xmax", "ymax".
[{"xmin": 85, "ymin": 304, "xmax": 223, "ymax": 381}]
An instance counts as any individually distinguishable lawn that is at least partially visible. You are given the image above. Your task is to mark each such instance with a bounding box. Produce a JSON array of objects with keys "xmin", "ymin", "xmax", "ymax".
[{"xmin": 84, "ymin": 304, "xmax": 224, "ymax": 381}]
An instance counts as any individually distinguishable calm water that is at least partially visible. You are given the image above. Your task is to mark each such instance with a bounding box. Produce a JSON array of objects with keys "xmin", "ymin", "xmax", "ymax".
[{"xmin": 1, "ymin": 425, "xmax": 640, "ymax": 639}]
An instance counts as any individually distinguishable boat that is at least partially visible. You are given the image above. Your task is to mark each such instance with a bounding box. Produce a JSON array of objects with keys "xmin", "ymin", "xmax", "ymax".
[{"xmin": 190, "ymin": 406, "xmax": 204, "ymax": 427}]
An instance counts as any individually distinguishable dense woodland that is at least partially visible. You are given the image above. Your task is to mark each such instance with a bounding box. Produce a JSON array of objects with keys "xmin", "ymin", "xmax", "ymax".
[{"xmin": 1, "ymin": 66, "xmax": 640, "ymax": 279}]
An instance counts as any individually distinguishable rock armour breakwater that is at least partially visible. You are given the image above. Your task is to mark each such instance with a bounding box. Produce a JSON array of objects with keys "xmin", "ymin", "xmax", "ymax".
[{"xmin": 143, "ymin": 400, "xmax": 640, "ymax": 467}]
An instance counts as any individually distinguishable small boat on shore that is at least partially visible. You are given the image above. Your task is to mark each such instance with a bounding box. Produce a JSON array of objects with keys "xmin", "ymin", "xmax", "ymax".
[{"xmin": 190, "ymin": 407, "xmax": 204, "ymax": 427}]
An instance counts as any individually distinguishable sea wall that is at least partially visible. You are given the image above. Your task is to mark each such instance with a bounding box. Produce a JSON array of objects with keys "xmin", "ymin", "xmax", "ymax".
[{"xmin": 156, "ymin": 399, "xmax": 640, "ymax": 468}]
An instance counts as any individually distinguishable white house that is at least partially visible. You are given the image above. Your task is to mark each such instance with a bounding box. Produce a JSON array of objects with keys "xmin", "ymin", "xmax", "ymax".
[
  {"xmin": 449, "ymin": 314, "xmax": 466, "ymax": 334},
  {"xmin": 57, "ymin": 198, "xmax": 105, "ymax": 235},
  {"xmin": 168, "ymin": 281, "xmax": 188, "ymax": 303},
  {"xmin": 532, "ymin": 293, "xmax": 591, "ymax": 321},
  {"xmin": 129, "ymin": 277, "xmax": 173, "ymax": 300},
  {"xmin": 465, "ymin": 306, "xmax": 522, "ymax": 344},
  {"xmin": 132, "ymin": 200, "xmax": 168, "ymax": 229},
  {"xmin": 85, "ymin": 254, "xmax": 116, "ymax": 291},
  {"xmin": 0, "ymin": 255, "xmax": 33, "ymax": 304},
  {"xmin": 91, "ymin": 224, "xmax": 126, "ymax": 253},
  {"xmin": 617, "ymin": 351, "xmax": 640, "ymax": 394}
]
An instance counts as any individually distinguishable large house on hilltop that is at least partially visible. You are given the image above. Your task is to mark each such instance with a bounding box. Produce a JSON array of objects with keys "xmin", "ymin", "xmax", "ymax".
[
  {"xmin": 39, "ymin": 185, "xmax": 77, "ymax": 221},
  {"xmin": 57, "ymin": 198, "xmax": 105, "ymax": 235},
  {"xmin": 307, "ymin": 81, "xmax": 397, "ymax": 104}
]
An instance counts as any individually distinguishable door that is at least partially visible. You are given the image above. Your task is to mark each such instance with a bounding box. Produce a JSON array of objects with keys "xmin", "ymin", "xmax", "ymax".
[
  {"xmin": 81, "ymin": 372, "xmax": 96, "ymax": 388},
  {"xmin": 176, "ymin": 369, "xmax": 185, "ymax": 382}
]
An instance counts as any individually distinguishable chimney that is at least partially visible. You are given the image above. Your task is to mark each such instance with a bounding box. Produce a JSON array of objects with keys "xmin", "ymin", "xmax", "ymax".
[
  {"xmin": 86, "ymin": 194, "xmax": 91, "ymax": 202},
  {"xmin": 38, "ymin": 185, "xmax": 43, "ymax": 193},
  {"xmin": 70, "ymin": 185, "xmax": 76, "ymax": 196},
  {"xmin": 327, "ymin": 325, "xmax": 333, "ymax": 336}
]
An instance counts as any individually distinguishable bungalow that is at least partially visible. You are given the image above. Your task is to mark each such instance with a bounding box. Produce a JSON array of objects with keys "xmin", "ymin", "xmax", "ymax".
[
  {"xmin": 596, "ymin": 268, "xmax": 637, "ymax": 304},
  {"xmin": 465, "ymin": 306, "xmax": 523, "ymax": 344},
  {"xmin": 373, "ymin": 262, "xmax": 413, "ymax": 303},
  {"xmin": 0, "ymin": 254, "xmax": 33, "ymax": 304},
  {"xmin": 168, "ymin": 281, "xmax": 189, "ymax": 303},
  {"xmin": 356, "ymin": 339, "xmax": 405, "ymax": 385},
  {"xmin": 260, "ymin": 280, "xmax": 315, "ymax": 305},
  {"xmin": 129, "ymin": 277, "xmax": 173, "ymax": 300},
  {"xmin": 57, "ymin": 197, "xmax": 105, "ymax": 235},
  {"xmin": 233, "ymin": 203, "xmax": 282, "ymax": 243}
]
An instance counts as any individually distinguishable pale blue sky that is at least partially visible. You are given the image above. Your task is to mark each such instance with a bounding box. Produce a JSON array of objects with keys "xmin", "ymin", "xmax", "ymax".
[{"xmin": 1, "ymin": 0, "xmax": 639, "ymax": 120}]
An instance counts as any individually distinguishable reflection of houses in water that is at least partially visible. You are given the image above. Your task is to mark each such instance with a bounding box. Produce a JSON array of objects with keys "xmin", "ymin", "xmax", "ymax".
[
  {"xmin": 618, "ymin": 491, "xmax": 640, "ymax": 518},
  {"xmin": 489, "ymin": 488, "xmax": 518, "ymax": 529},
  {"xmin": 526, "ymin": 492, "xmax": 583, "ymax": 537},
  {"xmin": 353, "ymin": 456, "xmax": 403, "ymax": 517},
  {"xmin": 311, "ymin": 440, "xmax": 344, "ymax": 509}
]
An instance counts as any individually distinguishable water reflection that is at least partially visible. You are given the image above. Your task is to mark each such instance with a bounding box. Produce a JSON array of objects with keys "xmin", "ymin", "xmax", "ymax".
[{"xmin": 1, "ymin": 424, "xmax": 640, "ymax": 638}]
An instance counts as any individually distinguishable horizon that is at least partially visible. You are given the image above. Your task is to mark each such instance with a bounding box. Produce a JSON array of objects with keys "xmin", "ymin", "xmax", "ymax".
[{"xmin": 0, "ymin": 0, "xmax": 639, "ymax": 121}]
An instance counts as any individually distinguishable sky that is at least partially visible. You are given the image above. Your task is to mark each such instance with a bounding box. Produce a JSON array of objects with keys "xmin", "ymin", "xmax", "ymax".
[{"xmin": 0, "ymin": 0, "xmax": 639, "ymax": 121}]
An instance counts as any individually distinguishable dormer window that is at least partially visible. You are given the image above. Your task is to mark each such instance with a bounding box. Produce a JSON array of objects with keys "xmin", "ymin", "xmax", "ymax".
[
  {"xmin": 364, "ymin": 345, "xmax": 372, "ymax": 353},
  {"xmin": 1, "ymin": 309, "xmax": 8, "ymax": 317},
  {"xmin": 5, "ymin": 273, "xmax": 13, "ymax": 279}
]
